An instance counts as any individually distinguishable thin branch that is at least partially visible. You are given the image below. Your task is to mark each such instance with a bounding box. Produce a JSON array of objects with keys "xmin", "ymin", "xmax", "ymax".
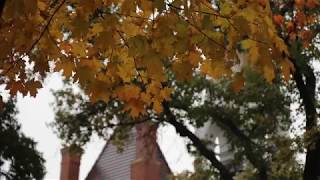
[
  {"xmin": 25, "ymin": 0, "xmax": 66, "ymax": 56},
  {"xmin": 168, "ymin": 1, "xmax": 269, "ymax": 46},
  {"xmin": 166, "ymin": 2, "xmax": 230, "ymax": 20},
  {"xmin": 113, "ymin": 12, "xmax": 151, "ymax": 21},
  {"xmin": 1, "ymin": 0, "xmax": 66, "ymax": 77},
  {"xmin": 46, "ymin": 29, "xmax": 67, "ymax": 56},
  {"xmin": 116, "ymin": 30, "xmax": 145, "ymax": 82},
  {"xmin": 0, "ymin": 170, "xmax": 12, "ymax": 180},
  {"xmin": 168, "ymin": 5, "xmax": 227, "ymax": 50}
]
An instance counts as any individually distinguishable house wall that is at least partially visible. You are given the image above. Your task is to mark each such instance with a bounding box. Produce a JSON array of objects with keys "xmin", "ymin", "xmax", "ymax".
[{"xmin": 86, "ymin": 132, "xmax": 136, "ymax": 180}]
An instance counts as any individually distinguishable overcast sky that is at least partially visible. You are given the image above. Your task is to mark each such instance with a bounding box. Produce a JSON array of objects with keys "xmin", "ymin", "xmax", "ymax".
[{"xmin": 16, "ymin": 72, "xmax": 193, "ymax": 180}]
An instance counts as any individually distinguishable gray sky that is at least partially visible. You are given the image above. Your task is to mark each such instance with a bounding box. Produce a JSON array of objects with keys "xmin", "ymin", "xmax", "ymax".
[{"xmin": 16, "ymin": 72, "xmax": 193, "ymax": 180}]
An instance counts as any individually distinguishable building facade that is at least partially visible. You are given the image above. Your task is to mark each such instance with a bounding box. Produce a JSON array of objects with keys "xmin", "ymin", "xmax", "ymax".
[{"xmin": 59, "ymin": 124, "xmax": 171, "ymax": 180}]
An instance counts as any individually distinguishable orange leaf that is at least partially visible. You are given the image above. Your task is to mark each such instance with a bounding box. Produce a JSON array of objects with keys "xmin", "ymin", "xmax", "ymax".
[
  {"xmin": 306, "ymin": 0, "xmax": 319, "ymax": 8},
  {"xmin": 281, "ymin": 58, "xmax": 295, "ymax": 81},
  {"xmin": 231, "ymin": 75, "xmax": 245, "ymax": 93},
  {"xmin": 25, "ymin": 80, "xmax": 42, "ymax": 97},
  {"xmin": 115, "ymin": 85, "xmax": 141, "ymax": 101},
  {"xmin": 287, "ymin": 21, "xmax": 295, "ymax": 32},
  {"xmin": 295, "ymin": 0, "xmax": 305, "ymax": 9},
  {"xmin": 6, "ymin": 81, "xmax": 26, "ymax": 96},
  {"xmin": 273, "ymin": 15, "xmax": 284, "ymax": 26},
  {"xmin": 124, "ymin": 99, "xmax": 145, "ymax": 117}
]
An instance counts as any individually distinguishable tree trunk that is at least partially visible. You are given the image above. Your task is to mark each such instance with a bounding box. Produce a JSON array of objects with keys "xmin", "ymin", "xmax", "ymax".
[
  {"xmin": 292, "ymin": 60, "xmax": 320, "ymax": 180},
  {"xmin": 0, "ymin": 0, "xmax": 6, "ymax": 17}
]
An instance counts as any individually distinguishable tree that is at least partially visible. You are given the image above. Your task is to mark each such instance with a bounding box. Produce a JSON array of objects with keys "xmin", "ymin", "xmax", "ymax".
[
  {"xmin": 51, "ymin": 73, "xmax": 302, "ymax": 180},
  {"xmin": 167, "ymin": 73, "xmax": 304, "ymax": 179},
  {"xmin": 0, "ymin": 0, "xmax": 319, "ymax": 179},
  {"xmin": 0, "ymin": 0, "xmax": 296, "ymax": 113},
  {"xmin": 0, "ymin": 99, "xmax": 45, "ymax": 180}
]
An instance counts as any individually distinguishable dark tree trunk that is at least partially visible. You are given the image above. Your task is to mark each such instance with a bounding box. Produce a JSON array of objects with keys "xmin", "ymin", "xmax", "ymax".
[
  {"xmin": 0, "ymin": 0, "xmax": 6, "ymax": 17},
  {"xmin": 292, "ymin": 59, "xmax": 320, "ymax": 180}
]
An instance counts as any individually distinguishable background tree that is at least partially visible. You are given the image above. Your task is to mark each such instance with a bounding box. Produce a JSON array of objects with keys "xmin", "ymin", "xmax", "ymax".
[
  {"xmin": 0, "ymin": 99, "xmax": 45, "ymax": 180},
  {"xmin": 51, "ymin": 72, "xmax": 303, "ymax": 180}
]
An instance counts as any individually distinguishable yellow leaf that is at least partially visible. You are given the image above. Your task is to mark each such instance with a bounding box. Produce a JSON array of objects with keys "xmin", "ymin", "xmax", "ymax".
[
  {"xmin": 160, "ymin": 87, "xmax": 172, "ymax": 101},
  {"xmin": 153, "ymin": 100, "xmax": 163, "ymax": 113},
  {"xmin": 172, "ymin": 61, "xmax": 193, "ymax": 81},
  {"xmin": 95, "ymin": 30, "xmax": 115, "ymax": 49},
  {"xmin": 263, "ymin": 64, "xmax": 275, "ymax": 83},
  {"xmin": 115, "ymin": 84, "xmax": 141, "ymax": 101},
  {"xmin": 139, "ymin": 53, "xmax": 166, "ymax": 82},
  {"xmin": 71, "ymin": 41, "xmax": 87, "ymax": 57},
  {"xmin": 54, "ymin": 58, "xmax": 75, "ymax": 78},
  {"xmin": 273, "ymin": 36, "xmax": 289, "ymax": 55},
  {"xmin": 37, "ymin": 0, "xmax": 47, "ymax": 11},
  {"xmin": 187, "ymin": 51, "xmax": 202, "ymax": 67},
  {"xmin": 241, "ymin": 39, "xmax": 259, "ymax": 65},
  {"xmin": 220, "ymin": 2, "xmax": 234, "ymax": 16},
  {"xmin": 141, "ymin": 92, "xmax": 152, "ymax": 105},
  {"xmin": 117, "ymin": 57, "xmax": 136, "ymax": 82},
  {"xmin": 146, "ymin": 81, "xmax": 161, "ymax": 95},
  {"xmin": 124, "ymin": 99, "xmax": 145, "ymax": 117},
  {"xmin": 281, "ymin": 58, "xmax": 295, "ymax": 81},
  {"xmin": 91, "ymin": 23, "xmax": 104, "ymax": 34},
  {"xmin": 87, "ymin": 80, "xmax": 111, "ymax": 102},
  {"xmin": 71, "ymin": 15, "xmax": 90, "ymax": 37},
  {"xmin": 121, "ymin": 0, "xmax": 136, "ymax": 14},
  {"xmin": 201, "ymin": 60, "xmax": 231, "ymax": 79},
  {"xmin": 74, "ymin": 58, "xmax": 103, "ymax": 84}
]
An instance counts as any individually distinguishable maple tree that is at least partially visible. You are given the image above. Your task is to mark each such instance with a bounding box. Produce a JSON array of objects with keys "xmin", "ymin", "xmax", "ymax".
[
  {"xmin": 0, "ymin": 0, "xmax": 295, "ymax": 115},
  {"xmin": 0, "ymin": 0, "xmax": 320, "ymax": 179}
]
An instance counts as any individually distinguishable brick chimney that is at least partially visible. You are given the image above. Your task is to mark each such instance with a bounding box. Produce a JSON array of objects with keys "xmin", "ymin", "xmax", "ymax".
[
  {"xmin": 60, "ymin": 147, "xmax": 82, "ymax": 180},
  {"xmin": 131, "ymin": 123, "xmax": 168, "ymax": 180}
]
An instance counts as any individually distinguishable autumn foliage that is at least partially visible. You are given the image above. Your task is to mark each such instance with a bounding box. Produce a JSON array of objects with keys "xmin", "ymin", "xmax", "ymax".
[
  {"xmin": 1, "ymin": 0, "xmax": 319, "ymax": 179},
  {"xmin": 0, "ymin": 0, "xmax": 303, "ymax": 117}
]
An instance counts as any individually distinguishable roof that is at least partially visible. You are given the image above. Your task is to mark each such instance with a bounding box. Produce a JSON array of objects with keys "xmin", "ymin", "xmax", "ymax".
[{"xmin": 85, "ymin": 128, "xmax": 171, "ymax": 180}]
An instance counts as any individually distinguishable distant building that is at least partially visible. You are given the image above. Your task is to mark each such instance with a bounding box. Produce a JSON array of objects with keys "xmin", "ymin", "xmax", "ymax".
[
  {"xmin": 59, "ymin": 124, "xmax": 171, "ymax": 180},
  {"xmin": 196, "ymin": 122, "xmax": 234, "ymax": 166}
]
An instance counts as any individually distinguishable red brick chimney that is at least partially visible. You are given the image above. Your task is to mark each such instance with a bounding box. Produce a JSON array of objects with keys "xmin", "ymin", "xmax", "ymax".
[
  {"xmin": 60, "ymin": 147, "xmax": 82, "ymax": 180},
  {"xmin": 131, "ymin": 123, "xmax": 168, "ymax": 180}
]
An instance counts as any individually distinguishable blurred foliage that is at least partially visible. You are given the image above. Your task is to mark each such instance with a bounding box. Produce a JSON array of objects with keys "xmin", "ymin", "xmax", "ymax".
[
  {"xmin": 0, "ymin": 99, "xmax": 45, "ymax": 180},
  {"xmin": 51, "ymin": 71, "xmax": 305, "ymax": 179},
  {"xmin": 169, "ymin": 71, "xmax": 303, "ymax": 179},
  {"xmin": 50, "ymin": 81, "xmax": 143, "ymax": 151}
]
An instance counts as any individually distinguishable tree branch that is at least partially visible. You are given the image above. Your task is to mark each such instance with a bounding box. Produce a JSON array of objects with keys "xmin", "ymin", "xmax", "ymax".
[
  {"xmin": 171, "ymin": 102, "xmax": 268, "ymax": 179},
  {"xmin": 26, "ymin": 0, "xmax": 66, "ymax": 56},
  {"xmin": 163, "ymin": 102, "xmax": 233, "ymax": 180},
  {"xmin": 207, "ymin": 109, "xmax": 268, "ymax": 180}
]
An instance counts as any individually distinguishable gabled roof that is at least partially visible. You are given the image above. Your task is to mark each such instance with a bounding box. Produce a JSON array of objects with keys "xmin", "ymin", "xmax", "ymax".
[{"xmin": 85, "ymin": 128, "xmax": 171, "ymax": 180}]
